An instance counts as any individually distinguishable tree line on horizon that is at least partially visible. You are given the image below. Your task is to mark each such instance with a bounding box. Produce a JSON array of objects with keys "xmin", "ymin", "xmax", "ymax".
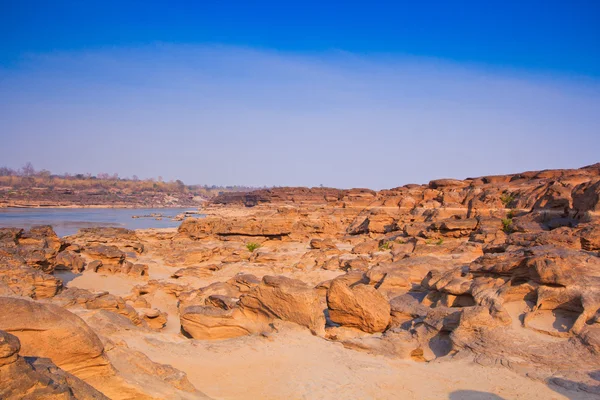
[{"xmin": 0, "ymin": 162, "xmax": 264, "ymax": 196}]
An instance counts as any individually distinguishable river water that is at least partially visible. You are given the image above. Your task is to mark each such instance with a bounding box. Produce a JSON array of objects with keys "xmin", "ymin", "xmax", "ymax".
[{"xmin": 0, "ymin": 207, "xmax": 200, "ymax": 237}]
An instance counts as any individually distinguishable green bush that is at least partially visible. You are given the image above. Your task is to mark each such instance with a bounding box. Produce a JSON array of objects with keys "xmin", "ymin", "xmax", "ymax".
[
  {"xmin": 436, "ymin": 238, "xmax": 444, "ymax": 245},
  {"xmin": 500, "ymin": 192, "xmax": 515, "ymax": 208},
  {"xmin": 501, "ymin": 218, "xmax": 513, "ymax": 233},
  {"xmin": 246, "ymin": 242, "xmax": 261, "ymax": 252},
  {"xmin": 379, "ymin": 241, "xmax": 391, "ymax": 251}
]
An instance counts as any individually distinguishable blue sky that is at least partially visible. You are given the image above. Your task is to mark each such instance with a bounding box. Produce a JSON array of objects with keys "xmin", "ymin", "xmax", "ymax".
[{"xmin": 1, "ymin": 1, "xmax": 599, "ymax": 188}]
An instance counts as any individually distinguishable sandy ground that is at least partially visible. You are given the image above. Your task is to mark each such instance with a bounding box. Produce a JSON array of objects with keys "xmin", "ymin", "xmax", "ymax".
[{"xmin": 95, "ymin": 323, "xmax": 576, "ymax": 400}]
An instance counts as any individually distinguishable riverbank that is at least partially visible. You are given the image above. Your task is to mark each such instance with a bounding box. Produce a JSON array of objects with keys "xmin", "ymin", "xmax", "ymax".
[{"xmin": 0, "ymin": 207, "xmax": 202, "ymax": 236}]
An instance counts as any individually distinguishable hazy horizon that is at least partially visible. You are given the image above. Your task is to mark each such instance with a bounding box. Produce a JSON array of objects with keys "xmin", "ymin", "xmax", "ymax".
[
  {"xmin": 1, "ymin": 3, "xmax": 599, "ymax": 190},
  {"xmin": 1, "ymin": 155, "xmax": 599, "ymax": 191}
]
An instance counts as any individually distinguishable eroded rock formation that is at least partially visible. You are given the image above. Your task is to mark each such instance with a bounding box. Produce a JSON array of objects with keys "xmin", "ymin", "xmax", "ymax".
[{"xmin": 1, "ymin": 163, "xmax": 600, "ymax": 398}]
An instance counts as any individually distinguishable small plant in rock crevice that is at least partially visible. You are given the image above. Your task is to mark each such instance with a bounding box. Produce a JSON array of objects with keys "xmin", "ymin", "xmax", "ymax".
[
  {"xmin": 501, "ymin": 218, "xmax": 514, "ymax": 233},
  {"xmin": 379, "ymin": 241, "xmax": 391, "ymax": 251},
  {"xmin": 436, "ymin": 238, "xmax": 444, "ymax": 245},
  {"xmin": 500, "ymin": 192, "xmax": 516, "ymax": 208},
  {"xmin": 246, "ymin": 242, "xmax": 261, "ymax": 252}
]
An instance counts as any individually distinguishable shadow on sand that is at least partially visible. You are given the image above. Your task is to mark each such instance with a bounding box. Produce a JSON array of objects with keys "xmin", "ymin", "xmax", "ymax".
[
  {"xmin": 449, "ymin": 390, "xmax": 505, "ymax": 400},
  {"xmin": 546, "ymin": 371, "xmax": 600, "ymax": 400}
]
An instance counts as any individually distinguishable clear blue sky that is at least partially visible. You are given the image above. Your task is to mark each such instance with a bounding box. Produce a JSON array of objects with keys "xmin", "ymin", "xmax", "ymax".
[
  {"xmin": 2, "ymin": 1, "xmax": 599, "ymax": 74},
  {"xmin": 1, "ymin": 1, "xmax": 599, "ymax": 188}
]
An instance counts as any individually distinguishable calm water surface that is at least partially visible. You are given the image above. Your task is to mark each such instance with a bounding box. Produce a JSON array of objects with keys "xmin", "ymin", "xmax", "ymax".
[{"xmin": 0, "ymin": 207, "xmax": 200, "ymax": 237}]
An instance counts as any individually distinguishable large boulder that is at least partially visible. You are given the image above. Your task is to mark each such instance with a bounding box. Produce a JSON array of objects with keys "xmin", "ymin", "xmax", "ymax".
[
  {"xmin": 55, "ymin": 250, "xmax": 86, "ymax": 272},
  {"xmin": 365, "ymin": 256, "xmax": 451, "ymax": 295},
  {"xmin": 66, "ymin": 227, "xmax": 144, "ymax": 254},
  {"xmin": 0, "ymin": 297, "xmax": 111, "ymax": 379},
  {"xmin": 0, "ymin": 226, "xmax": 61, "ymax": 272},
  {"xmin": 180, "ymin": 305, "xmax": 265, "ymax": 340},
  {"xmin": 0, "ymin": 330, "xmax": 108, "ymax": 400},
  {"xmin": 84, "ymin": 245, "xmax": 125, "ymax": 269},
  {"xmin": 327, "ymin": 280, "xmax": 391, "ymax": 333},
  {"xmin": 83, "ymin": 245, "xmax": 147, "ymax": 277},
  {"xmin": 239, "ymin": 275, "xmax": 326, "ymax": 335},
  {"xmin": 0, "ymin": 263, "xmax": 62, "ymax": 299}
]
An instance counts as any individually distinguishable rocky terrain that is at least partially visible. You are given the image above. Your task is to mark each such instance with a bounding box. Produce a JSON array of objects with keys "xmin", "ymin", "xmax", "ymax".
[{"xmin": 1, "ymin": 163, "xmax": 600, "ymax": 399}]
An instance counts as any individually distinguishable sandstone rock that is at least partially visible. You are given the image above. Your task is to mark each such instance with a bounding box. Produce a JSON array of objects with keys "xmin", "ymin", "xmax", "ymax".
[
  {"xmin": 481, "ymin": 175, "xmax": 512, "ymax": 184},
  {"xmin": 239, "ymin": 275, "xmax": 325, "ymax": 335},
  {"xmin": 429, "ymin": 179, "xmax": 468, "ymax": 189},
  {"xmin": 87, "ymin": 260, "xmax": 103, "ymax": 272},
  {"xmin": 55, "ymin": 250, "xmax": 86, "ymax": 272},
  {"xmin": 179, "ymin": 281, "xmax": 241, "ymax": 310},
  {"xmin": 120, "ymin": 261, "xmax": 148, "ymax": 277},
  {"xmin": 367, "ymin": 256, "xmax": 452, "ymax": 295},
  {"xmin": 206, "ymin": 294, "xmax": 238, "ymax": 310},
  {"xmin": 0, "ymin": 263, "xmax": 62, "ymax": 299},
  {"xmin": 138, "ymin": 308, "xmax": 168, "ymax": 330},
  {"xmin": 85, "ymin": 245, "xmax": 125, "ymax": 269},
  {"xmin": 132, "ymin": 280, "xmax": 190, "ymax": 299},
  {"xmin": 321, "ymin": 255, "xmax": 341, "ymax": 270},
  {"xmin": 572, "ymin": 179, "xmax": 600, "ymax": 215},
  {"xmin": 180, "ymin": 305, "xmax": 265, "ymax": 340},
  {"xmin": 506, "ymin": 230, "xmax": 581, "ymax": 250},
  {"xmin": 430, "ymin": 218, "xmax": 478, "ymax": 238},
  {"xmin": 340, "ymin": 328, "xmax": 423, "ymax": 360},
  {"xmin": 102, "ymin": 343, "xmax": 207, "ymax": 398},
  {"xmin": 327, "ymin": 280, "xmax": 391, "ymax": 333},
  {"xmin": 294, "ymin": 248, "xmax": 340, "ymax": 270},
  {"xmin": 532, "ymin": 181, "xmax": 573, "ymax": 211},
  {"xmin": 347, "ymin": 210, "xmax": 396, "ymax": 235},
  {"xmin": 83, "ymin": 245, "xmax": 147, "ymax": 277},
  {"xmin": 309, "ymin": 238, "xmax": 337, "ymax": 249},
  {"xmin": 317, "ymin": 272, "xmax": 368, "ymax": 295},
  {"xmin": 340, "ymin": 256, "xmax": 370, "ymax": 272},
  {"xmin": 250, "ymin": 247, "xmax": 280, "ymax": 263},
  {"xmin": 53, "ymin": 288, "xmax": 143, "ymax": 326},
  {"xmin": 67, "ymin": 227, "xmax": 144, "ymax": 254},
  {"xmin": 0, "ymin": 227, "xmax": 21, "ymax": 246},
  {"xmin": 171, "ymin": 264, "xmax": 222, "ymax": 279},
  {"xmin": 162, "ymin": 244, "xmax": 221, "ymax": 266},
  {"xmin": 226, "ymin": 273, "xmax": 261, "ymax": 293},
  {"xmin": 0, "ymin": 330, "xmax": 108, "ymax": 400},
  {"xmin": 179, "ymin": 216, "xmax": 294, "ymax": 238},
  {"xmin": 0, "ymin": 226, "xmax": 61, "ymax": 273},
  {"xmin": 580, "ymin": 225, "xmax": 600, "ymax": 251},
  {"xmin": 389, "ymin": 294, "xmax": 430, "ymax": 329},
  {"xmin": 0, "ymin": 297, "xmax": 112, "ymax": 379},
  {"xmin": 351, "ymin": 239, "xmax": 380, "ymax": 254}
]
